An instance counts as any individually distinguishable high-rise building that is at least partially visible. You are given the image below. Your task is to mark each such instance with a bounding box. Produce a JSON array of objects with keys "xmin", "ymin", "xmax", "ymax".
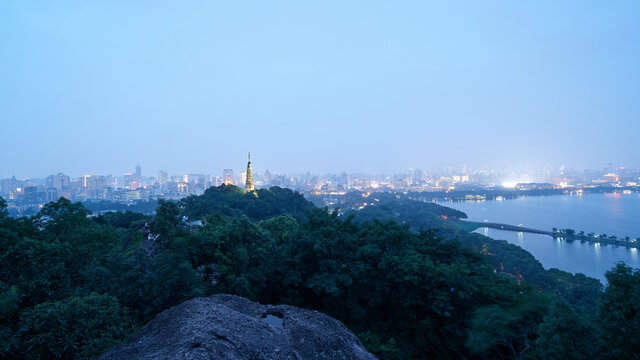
[
  {"xmin": 135, "ymin": 165, "xmax": 142, "ymax": 179},
  {"xmin": 46, "ymin": 173, "xmax": 70, "ymax": 191},
  {"xmin": 158, "ymin": 170, "xmax": 168, "ymax": 189},
  {"xmin": 82, "ymin": 175, "xmax": 103, "ymax": 189},
  {"xmin": 264, "ymin": 169, "xmax": 272, "ymax": 185},
  {"xmin": 245, "ymin": 152, "xmax": 254, "ymax": 192},
  {"xmin": 45, "ymin": 188, "xmax": 59, "ymax": 203},
  {"xmin": 124, "ymin": 173, "xmax": 135, "ymax": 188},
  {"xmin": 0, "ymin": 178, "xmax": 10, "ymax": 195},
  {"xmin": 223, "ymin": 169, "xmax": 234, "ymax": 185}
]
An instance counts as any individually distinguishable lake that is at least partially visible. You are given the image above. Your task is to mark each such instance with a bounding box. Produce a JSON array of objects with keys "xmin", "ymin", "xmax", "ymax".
[{"xmin": 441, "ymin": 193, "xmax": 640, "ymax": 282}]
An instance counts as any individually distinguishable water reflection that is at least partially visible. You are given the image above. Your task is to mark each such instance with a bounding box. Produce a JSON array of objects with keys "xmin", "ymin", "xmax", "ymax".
[
  {"xmin": 555, "ymin": 237, "xmax": 563, "ymax": 258},
  {"xmin": 593, "ymin": 242, "xmax": 601, "ymax": 267},
  {"xmin": 449, "ymin": 194, "xmax": 640, "ymax": 282}
]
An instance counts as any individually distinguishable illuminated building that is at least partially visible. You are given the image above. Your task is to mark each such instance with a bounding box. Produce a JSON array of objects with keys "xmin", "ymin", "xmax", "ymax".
[
  {"xmin": 82, "ymin": 175, "xmax": 103, "ymax": 189},
  {"xmin": 604, "ymin": 173, "xmax": 619, "ymax": 183},
  {"xmin": 245, "ymin": 152, "xmax": 255, "ymax": 192},
  {"xmin": 124, "ymin": 173, "xmax": 135, "ymax": 187},
  {"xmin": 177, "ymin": 183, "xmax": 189, "ymax": 193},
  {"xmin": 223, "ymin": 169, "xmax": 234, "ymax": 185}
]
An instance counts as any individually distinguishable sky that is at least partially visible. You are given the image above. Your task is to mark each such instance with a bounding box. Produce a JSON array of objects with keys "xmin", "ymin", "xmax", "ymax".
[{"xmin": 1, "ymin": 1, "xmax": 639, "ymax": 178}]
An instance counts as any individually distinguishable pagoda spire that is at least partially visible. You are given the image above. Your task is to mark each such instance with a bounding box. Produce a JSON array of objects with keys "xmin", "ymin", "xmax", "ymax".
[{"xmin": 245, "ymin": 152, "xmax": 254, "ymax": 192}]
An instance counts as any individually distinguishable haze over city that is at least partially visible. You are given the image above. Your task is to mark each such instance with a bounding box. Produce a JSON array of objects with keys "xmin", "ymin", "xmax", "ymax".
[{"xmin": 2, "ymin": 1, "xmax": 640, "ymax": 178}]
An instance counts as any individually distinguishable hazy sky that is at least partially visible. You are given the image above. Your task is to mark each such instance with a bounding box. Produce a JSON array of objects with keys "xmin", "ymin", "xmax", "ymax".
[{"xmin": 1, "ymin": 1, "xmax": 639, "ymax": 178}]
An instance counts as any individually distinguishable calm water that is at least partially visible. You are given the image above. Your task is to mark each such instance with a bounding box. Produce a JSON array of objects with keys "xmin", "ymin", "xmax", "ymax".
[{"xmin": 442, "ymin": 193, "xmax": 640, "ymax": 282}]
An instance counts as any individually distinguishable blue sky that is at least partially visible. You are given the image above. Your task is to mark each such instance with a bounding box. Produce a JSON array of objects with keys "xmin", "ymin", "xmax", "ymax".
[{"xmin": 1, "ymin": 1, "xmax": 639, "ymax": 178}]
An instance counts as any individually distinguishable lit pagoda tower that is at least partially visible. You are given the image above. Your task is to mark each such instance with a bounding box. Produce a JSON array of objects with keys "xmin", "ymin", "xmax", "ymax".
[{"xmin": 245, "ymin": 152, "xmax": 255, "ymax": 192}]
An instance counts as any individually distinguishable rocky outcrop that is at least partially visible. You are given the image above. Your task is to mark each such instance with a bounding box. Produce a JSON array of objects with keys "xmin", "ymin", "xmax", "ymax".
[{"xmin": 96, "ymin": 294, "xmax": 377, "ymax": 360}]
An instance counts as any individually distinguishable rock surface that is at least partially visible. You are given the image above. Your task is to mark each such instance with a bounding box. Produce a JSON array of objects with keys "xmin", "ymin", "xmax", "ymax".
[{"xmin": 96, "ymin": 294, "xmax": 377, "ymax": 360}]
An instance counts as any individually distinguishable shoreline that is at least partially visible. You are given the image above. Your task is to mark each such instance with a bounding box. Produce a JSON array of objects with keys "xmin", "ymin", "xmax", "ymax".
[{"xmin": 424, "ymin": 186, "xmax": 639, "ymax": 204}]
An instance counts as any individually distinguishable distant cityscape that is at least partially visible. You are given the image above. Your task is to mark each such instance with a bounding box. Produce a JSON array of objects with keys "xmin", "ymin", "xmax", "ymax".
[{"xmin": 2, "ymin": 157, "xmax": 639, "ymax": 217}]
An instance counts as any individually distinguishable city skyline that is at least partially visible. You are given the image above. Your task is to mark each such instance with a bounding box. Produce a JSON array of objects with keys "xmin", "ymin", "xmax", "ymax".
[
  {"xmin": 1, "ymin": 160, "xmax": 635, "ymax": 181},
  {"xmin": 4, "ymin": 157, "xmax": 637, "ymax": 191},
  {"xmin": 3, "ymin": 155, "xmax": 638, "ymax": 219},
  {"xmin": 2, "ymin": 1, "xmax": 640, "ymax": 178}
]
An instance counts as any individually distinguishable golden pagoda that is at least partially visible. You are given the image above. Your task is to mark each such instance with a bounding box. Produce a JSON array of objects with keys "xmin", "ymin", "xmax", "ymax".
[{"xmin": 245, "ymin": 152, "xmax": 254, "ymax": 192}]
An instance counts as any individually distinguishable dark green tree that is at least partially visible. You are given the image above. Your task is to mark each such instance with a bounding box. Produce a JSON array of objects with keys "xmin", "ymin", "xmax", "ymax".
[
  {"xmin": 15, "ymin": 293, "xmax": 135, "ymax": 359},
  {"xmin": 150, "ymin": 199, "xmax": 180, "ymax": 244},
  {"xmin": 535, "ymin": 300, "xmax": 601, "ymax": 359},
  {"xmin": 598, "ymin": 264, "xmax": 640, "ymax": 360},
  {"xmin": 466, "ymin": 298, "xmax": 546, "ymax": 360},
  {"xmin": 0, "ymin": 197, "xmax": 8, "ymax": 221}
]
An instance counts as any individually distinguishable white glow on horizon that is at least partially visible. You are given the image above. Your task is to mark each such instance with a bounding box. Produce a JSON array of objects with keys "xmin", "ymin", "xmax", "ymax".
[{"xmin": 502, "ymin": 181, "xmax": 518, "ymax": 188}]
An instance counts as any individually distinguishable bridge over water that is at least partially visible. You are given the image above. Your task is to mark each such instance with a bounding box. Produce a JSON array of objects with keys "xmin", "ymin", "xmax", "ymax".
[
  {"xmin": 457, "ymin": 220, "xmax": 640, "ymax": 249},
  {"xmin": 460, "ymin": 220, "xmax": 553, "ymax": 236}
]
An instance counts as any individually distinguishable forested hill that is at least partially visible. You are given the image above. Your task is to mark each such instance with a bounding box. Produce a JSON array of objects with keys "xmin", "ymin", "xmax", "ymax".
[
  {"xmin": 341, "ymin": 192, "xmax": 602, "ymax": 308},
  {"xmin": 344, "ymin": 197, "xmax": 466, "ymax": 232},
  {"xmin": 1, "ymin": 187, "xmax": 639, "ymax": 360},
  {"xmin": 180, "ymin": 184, "xmax": 314, "ymax": 220}
]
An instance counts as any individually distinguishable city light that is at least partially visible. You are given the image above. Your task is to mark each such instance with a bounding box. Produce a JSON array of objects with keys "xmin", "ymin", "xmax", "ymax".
[{"xmin": 501, "ymin": 181, "xmax": 518, "ymax": 188}]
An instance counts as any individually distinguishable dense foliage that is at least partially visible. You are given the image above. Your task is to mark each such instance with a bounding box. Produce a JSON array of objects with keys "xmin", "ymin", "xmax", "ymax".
[
  {"xmin": 344, "ymin": 195, "xmax": 603, "ymax": 308},
  {"xmin": 0, "ymin": 189, "xmax": 638, "ymax": 359},
  {"xmin": 181, "ymin": 184, "xmax": 314, "ymax": 220}
]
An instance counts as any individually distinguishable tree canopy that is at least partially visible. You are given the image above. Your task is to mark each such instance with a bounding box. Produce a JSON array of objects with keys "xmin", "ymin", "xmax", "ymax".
[{"xmin": 0, "ymin": 186, "xmax": 636, "ymax": 359}]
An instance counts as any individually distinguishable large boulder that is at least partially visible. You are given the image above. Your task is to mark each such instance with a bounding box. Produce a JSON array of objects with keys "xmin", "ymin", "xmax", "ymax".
[{"xmin": 96, "ymin": 294, "xmax": 377, "ymax": 360}]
